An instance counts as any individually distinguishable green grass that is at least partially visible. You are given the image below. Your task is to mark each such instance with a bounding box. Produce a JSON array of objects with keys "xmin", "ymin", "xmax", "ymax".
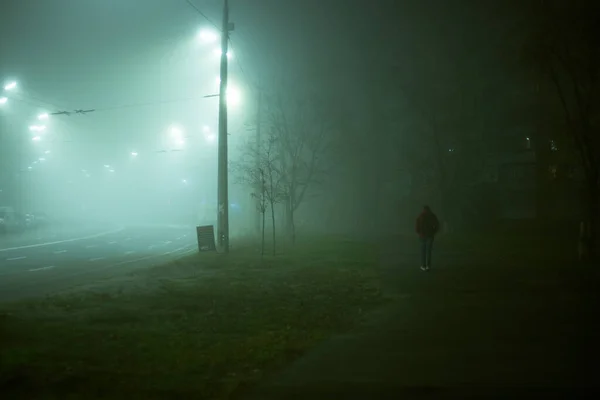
[{"xmin": 0, "ymin": 238, "xmax": 386, "ymax": 399}]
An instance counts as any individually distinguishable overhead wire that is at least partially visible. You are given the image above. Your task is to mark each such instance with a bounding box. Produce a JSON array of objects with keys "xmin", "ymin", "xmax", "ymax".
[{"xmin": 185, "ymin": 0, "xmax": 220, "ymax": 30}]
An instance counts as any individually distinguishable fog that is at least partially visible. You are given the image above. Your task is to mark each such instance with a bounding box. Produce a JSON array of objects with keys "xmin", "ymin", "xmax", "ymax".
[{"xmin": 0, "ymin": 0, "xmax": 596, "ymax": 241}]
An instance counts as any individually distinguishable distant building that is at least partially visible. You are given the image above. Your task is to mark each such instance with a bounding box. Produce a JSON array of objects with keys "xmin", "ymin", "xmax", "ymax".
[{"xmin": 483, "ymin": 131, "xmax": 585, "ymax": 221}]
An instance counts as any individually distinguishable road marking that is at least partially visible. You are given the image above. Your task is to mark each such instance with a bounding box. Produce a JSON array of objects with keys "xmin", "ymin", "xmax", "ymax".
[
  {"xmin": 89, "ymin": 257, "xmax": 105, "ymax": 262},
  {"xmin": 6, "ymin": 256, "xmax": 26, "ymax": 261},
  {"xmin": 125, "ymin": 251, "xmax": 136, "ymax": 255},
  {"xmin": 107, "ymin": 241, "xmax": 117, "ymax": 245},
  {"xmin": 164, "ymin": 240, "xmax": 172, "ymax": 244},
  {"xmin": 85, "ymin": 244, "xmax": 98, "ymax": 248},
  {"xmin": 109, "ymin": 245, "xmax": 194, "ymax": 268},
  {"xmin": 0, "ymin": 227, "xmax": 124, "ymax": 253},
  {"xmin": 29, "ymin": 266, "xmax": 55, "ymax": 272},
  {"xmin": 42, "ymin": 244, "xmax": 196, "ymax": 281},
  {"xmin": 54, "ymin": 250, "xmax": 67, "ymax": 254}
]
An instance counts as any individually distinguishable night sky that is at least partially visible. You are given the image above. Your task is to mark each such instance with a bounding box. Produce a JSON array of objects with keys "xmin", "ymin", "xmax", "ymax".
[{"xmin": 0, "ymin": 0, "xmax": 555, "ymax": 230}]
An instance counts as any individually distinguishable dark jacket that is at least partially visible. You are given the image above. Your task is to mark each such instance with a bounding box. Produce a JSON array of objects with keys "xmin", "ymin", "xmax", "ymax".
[{"xmin": 415, "ymin": 210, "xmax": 440, "ymax": 238}]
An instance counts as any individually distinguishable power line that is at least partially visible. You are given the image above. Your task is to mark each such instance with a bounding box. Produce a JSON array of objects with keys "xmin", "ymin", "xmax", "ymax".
[
  {"xmin": 228, "ymin": 38, "xmax": 248, "ymax": 79},
  {"xmin": 49, "ymin": 93, "xmax": 219, "ymax": 115},
  {"xmin": 185, "ymin": 0, "xmax": 219, "ymax": 30}
]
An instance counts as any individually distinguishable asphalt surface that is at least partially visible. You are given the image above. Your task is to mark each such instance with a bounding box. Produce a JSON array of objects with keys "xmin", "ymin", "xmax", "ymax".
[{"xmin": 0, "ymin": 225, "xmax": 198, "ymax": 302}]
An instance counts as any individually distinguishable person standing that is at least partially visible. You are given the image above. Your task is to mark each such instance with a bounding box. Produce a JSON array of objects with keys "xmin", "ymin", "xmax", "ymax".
[{"xmin": 415, "ymin": 205, "xmax": 440, "ymax": 271}]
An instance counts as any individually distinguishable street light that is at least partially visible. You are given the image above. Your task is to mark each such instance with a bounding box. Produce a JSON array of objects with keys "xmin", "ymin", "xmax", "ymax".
[
  {"xmin": 131, "ymin": 151, "xmax": 138, "ymax": 157},
  {"xmin": 169, "ymin": 125, "xmax": 185, "ymax": 148},
  {"xmin": 182, "ymin": 179, "xmax": 188, "ymax": 184},
  {"xmin": 0, "ymin": 97, "xmax": 7, "ymax": 105},
  {"xmin": 205, "ymin": 132, "xmax": 217, "ymax": 143},
  {"xmin": 213, "ymin": 49, "xmax": 233, "ymax": 59},
  {"xmin": 227, "ymin": 86, "xmax": 241, "ymax": 107},
  {"xmin": 199, "ymin": 29, "xmax": 218, "ymax": 43},
  {"xmin": 29, "ymin": 125, "xmax": 46, "ymax": 132},
  {"xmin": 38, "ymin": 113, "xmax": 49, "ymax": 120},
  {"xmin": 3, "ymin": 81, "xmax": 17, "ymax": 91}
]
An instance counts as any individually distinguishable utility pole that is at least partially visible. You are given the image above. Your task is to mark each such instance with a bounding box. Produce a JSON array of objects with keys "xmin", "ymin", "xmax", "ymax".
[
  {"xmin": 217, "ymin": 0, "xmax": 232, "ymax": 253},
  {"xmin": 254, "ymin": 85, "xmax": 262, "ymax": 236}
]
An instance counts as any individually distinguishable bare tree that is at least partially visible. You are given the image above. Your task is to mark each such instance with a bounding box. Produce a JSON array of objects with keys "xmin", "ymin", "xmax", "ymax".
[
  {"xmin": 523, "ymin": 0, "xmax": 600, "ymax": 259},
  {"xmin": 233, "ymin": 133, "xmax": 286, "ymax": 255},
  {"xmin": 266, "ymin": 87, "xmax": 335, "ymax": 243}
]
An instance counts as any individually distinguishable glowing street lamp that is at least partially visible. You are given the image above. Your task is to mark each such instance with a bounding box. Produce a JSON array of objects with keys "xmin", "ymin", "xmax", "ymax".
[
  {"xmin": 3, "ymin": 81, "xmax": 17, "ymax": 91},
  {"xmin": 227, "ymin": 86, "xmax": 241, "ymax": 107},
  {"xmin": 199, "ymin": 29, "xmax": 218, "ymax": 43},
  {"xmin": 213, "ymin": 48, "xmax": 233, "ymax": 59},
  {"xmin": 182, "ymin": 179, "xmax": 188, "ymax": 184},
  {"xmin": 169, "ymin": 125, "xmax": 185, "ymax": 148},
  {"xmin": 205, "ymin": 132, "xmax": 217, "ymax": 143},
  {"xmin": 38, "ymin": 113, "xmax": 49, "ymax": 120},
  {"xmin": 131, "ymin": 151, "xmax": 138, "ymax": 157},
  {"xmin": 29, "ymin": 125, "xmax": 46, "ymax": 132}
]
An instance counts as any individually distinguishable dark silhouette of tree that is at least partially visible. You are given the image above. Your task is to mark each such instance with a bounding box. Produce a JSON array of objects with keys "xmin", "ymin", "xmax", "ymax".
[
  {"xmin": 522, "ymin": 0, "xmax": 600, "ymax": 259},
  {"xmin": 265, "ymin": 87, "xmax": 336, "ymax": 243},
  {"xmin": 233, "ymin": 134, "xmax": 286, "ymax": 256}
]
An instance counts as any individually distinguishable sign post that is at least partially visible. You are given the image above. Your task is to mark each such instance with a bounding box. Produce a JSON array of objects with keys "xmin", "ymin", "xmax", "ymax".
[{"xmin": 196, "ymin": 225, "xmax": 217, "ymax": 252}]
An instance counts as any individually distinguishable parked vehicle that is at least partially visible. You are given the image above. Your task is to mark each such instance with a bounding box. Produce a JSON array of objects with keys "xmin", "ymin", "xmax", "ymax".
[
  {"xmin": 0, "ymin": 207, "xmax": 19, "ymax": 234},
  {"xmin": 32, "ymin": 211, "xmax": 50, "ymax": 227}
]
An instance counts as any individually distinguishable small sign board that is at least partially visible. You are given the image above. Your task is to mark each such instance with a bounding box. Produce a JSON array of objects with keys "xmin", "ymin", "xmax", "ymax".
[{"xmin": 196, "ymin": 225, "xmax": 216, "ymax": 252}]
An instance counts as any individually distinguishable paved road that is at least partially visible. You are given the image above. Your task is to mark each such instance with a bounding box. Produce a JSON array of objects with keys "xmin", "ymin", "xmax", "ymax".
[{"xmin": 0, "ymin": 225, "xmax": 197, "ymax": 302}]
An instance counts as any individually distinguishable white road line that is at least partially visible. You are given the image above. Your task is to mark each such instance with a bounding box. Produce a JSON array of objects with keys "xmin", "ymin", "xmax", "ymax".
[
  {"xmin": 0, "ymin": 227, "xmax": 124, "ymax": 253},
  {"xmin": 110, "ymin": 244, "xmax": 194, "ymax": 268},
  {"xmin": 85, "ymin": 244, "xmax": 98, "ymax": 248},
  {"xmin": 107, "ymin": 241, "xmax": 117, "ymax": 245},
  {"xmin": 29, "ymin": 266, "xmax": 55, "ymax": 272},
  {"xmin": 164, "ymin": 240, "xmax": 172, "ymax": 244},
  {"xmin": 54, "ymin": 250, "xmax": 67, "ymax": 254},
  {"xmin": 6, "ymin": 256, "xmax": 27, "ymax": 261},
  {"xmin": 124, "ymin": 251, "xmax": 136, "ymax": 255},
  {"xmin": 89, "ymin": 257, "xmax": 105, "ymax": 262},
  {"xmin": 50, "ymin": 244, "xmax": 196, "ymax": 280}
]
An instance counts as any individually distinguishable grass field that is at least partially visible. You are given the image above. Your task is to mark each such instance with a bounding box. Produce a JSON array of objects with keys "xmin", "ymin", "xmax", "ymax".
[{"xmin": 0, "ymin": 238, "xmax": 386, "ymax": 399}]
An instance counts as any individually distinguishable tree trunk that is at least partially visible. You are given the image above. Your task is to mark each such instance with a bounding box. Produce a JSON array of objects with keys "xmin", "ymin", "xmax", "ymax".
[
  {"xmin": 270, "ymin": 202, "xmax": 276, "ymax": 256},
  {"xmin": 587, "ymin": 179, "xmax": 599, "ymax": 261},
  {"xmin": 285, "ymin": 198, "xmax": 296, "ymax": 243},
  {"xmin": 289, "ymin": 205, "xmax": 296, "ymax": 244},
  {"xmin": 261, "ymin": 210, "xmax": 266, "ymax": 256}
]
